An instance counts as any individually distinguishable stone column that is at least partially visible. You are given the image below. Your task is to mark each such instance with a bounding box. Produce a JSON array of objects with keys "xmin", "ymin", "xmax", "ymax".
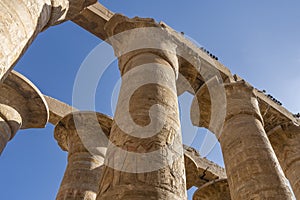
[
  {"xmin": 0, "ymin": 105, "xmax": 21, "ymax": 155},
  {"xmin": 191, "ymin": 80, "xmax": 293, "ymax": 199},
  {"xmin": 193, "ymin": 179, "xmax": 231, "ymax": 200},
  {"xmin": 54, "ymin": 111, "xmax": 112, "ymax": 200},
  {"xmin": 0, "ymin": 0, "xmax": 96, "ymax": 81},
  {"xmin": 268, "ymin": 123, "xmax": 300, "ymax": 199},
  {"xmin": 97, "ymin": 14, "xmax": 187, "ymax": 200},
  {"xmin": 0, "ymin": 71, "xmax": 49, "ymax": 155}
]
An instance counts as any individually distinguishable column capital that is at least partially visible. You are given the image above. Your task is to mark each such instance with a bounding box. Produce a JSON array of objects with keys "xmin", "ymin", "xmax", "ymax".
[
  {"xmin": 54, "ymin": 111, "xmax": 112, "ymax": 152},
  {"xmin": 0, "ymin": 70, "xmax": 48, "ymax": 154},
  {"xmin": 104, "ymin": 14, "xmax": 179, "ymax": 76},
  {"xmin": 223, "ymin": 81, "xmax": 262, "ymax": 123},
  {"xmin": 193, "ymin": 178, "xmax": 231, "ymax": 200},
  {"xmin": 46, "ymin": 0, "xmax": 98, "ymax": 27},
  {"xmin": 191, "ymin": 79, "xmax": 263, "ymax": 135},
  {"xmin": 1, "ymin": 70, "xmax": 49, "ymax": 129}
]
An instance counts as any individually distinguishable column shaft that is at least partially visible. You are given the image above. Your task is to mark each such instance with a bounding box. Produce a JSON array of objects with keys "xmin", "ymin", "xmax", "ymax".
[
  {"xmin": 0, "ymin": 104, "xmax": 22, "ymax": 155},
  {"xmin": 97, "ymin": 14, "xmax": 187, "ymax": 200},
  {"xmin": 98, "ymin": 52, "xmax": 186, "ymax": 200},
  {"xmin": 56, "ymin": 132, "xmax": 102, "ymax": 200},
  {"xmin": 268, "ymin": 124, "xmax": 300, "ymax": 199},
  {"xmin": 219, "ymin": 82, "xmax": 292, "ymax": 199},
  {"xmin": 0, "ymin": 117, "xmax": 12, "ymax": 155}
]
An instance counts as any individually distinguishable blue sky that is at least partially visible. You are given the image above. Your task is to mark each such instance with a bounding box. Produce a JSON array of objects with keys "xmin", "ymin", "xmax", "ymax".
[{"xmin": 0, "ymin": 1, "xmax": 299, "ymax": 199}]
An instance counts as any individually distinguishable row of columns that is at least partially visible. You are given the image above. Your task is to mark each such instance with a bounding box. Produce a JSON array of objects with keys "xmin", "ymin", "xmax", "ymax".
[
  {"xmin": 53, "ymin": 111, "xmax": 230, "ymax": 200},
  {"xmin": 0, "ymin": 12, "xmax": 299, "ymax": 200},
  {"xmin": 52, "ymin": 14, "xmax": 299, "ymax": 200}
]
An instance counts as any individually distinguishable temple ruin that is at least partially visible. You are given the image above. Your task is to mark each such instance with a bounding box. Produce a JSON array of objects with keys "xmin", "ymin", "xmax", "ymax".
[{"xmin": 0, "ymin": 1, "xmax": 299, "ymax": 199}]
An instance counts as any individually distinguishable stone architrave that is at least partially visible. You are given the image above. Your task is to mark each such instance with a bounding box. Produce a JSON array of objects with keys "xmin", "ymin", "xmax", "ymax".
[
  {"xmin": 54, "ymin": 111, "xmax": 112, "ymax": 200},
  {"xmin": 0, "ymin": 71, "xmax": 49, "ymax": 155},
  {"xmin": 97, "ymin": 14, "xmax": 187, "ymax": 200},
  {"xmin": 193, "ymin": 178, "xmax": 231, "ymax": 200}
]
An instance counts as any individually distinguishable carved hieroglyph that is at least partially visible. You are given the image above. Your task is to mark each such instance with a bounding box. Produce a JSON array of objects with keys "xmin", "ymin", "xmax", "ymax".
[
  {"xmin": 54, "ymin": 111, "xmax": 112, "ymax": 200},
  {"xmin": 0, "ymin": 0, "xmax": 96, "ymax": 81},
  {"xmin": 0, "ymin": 71, "xmax": 48, "ymax": 154}
]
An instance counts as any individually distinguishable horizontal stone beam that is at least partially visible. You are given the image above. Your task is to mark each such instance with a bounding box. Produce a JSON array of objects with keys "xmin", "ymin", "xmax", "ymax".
[
  {"xmin": 43, "ymin": 95, "xmax": 78, "ymax": 125},
  {"xmin": 184, "ymin": 145, "xmax": 226, "ymax": 189},
  {"xmin": 72, "ymin": 3, "xmax": 114, "ymax": 41}
]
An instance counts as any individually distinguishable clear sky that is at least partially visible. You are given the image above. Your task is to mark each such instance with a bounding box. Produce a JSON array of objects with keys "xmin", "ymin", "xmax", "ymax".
[{"xmin": 0, "ymin": 0, "xmax": 299, "ymax": 199}]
